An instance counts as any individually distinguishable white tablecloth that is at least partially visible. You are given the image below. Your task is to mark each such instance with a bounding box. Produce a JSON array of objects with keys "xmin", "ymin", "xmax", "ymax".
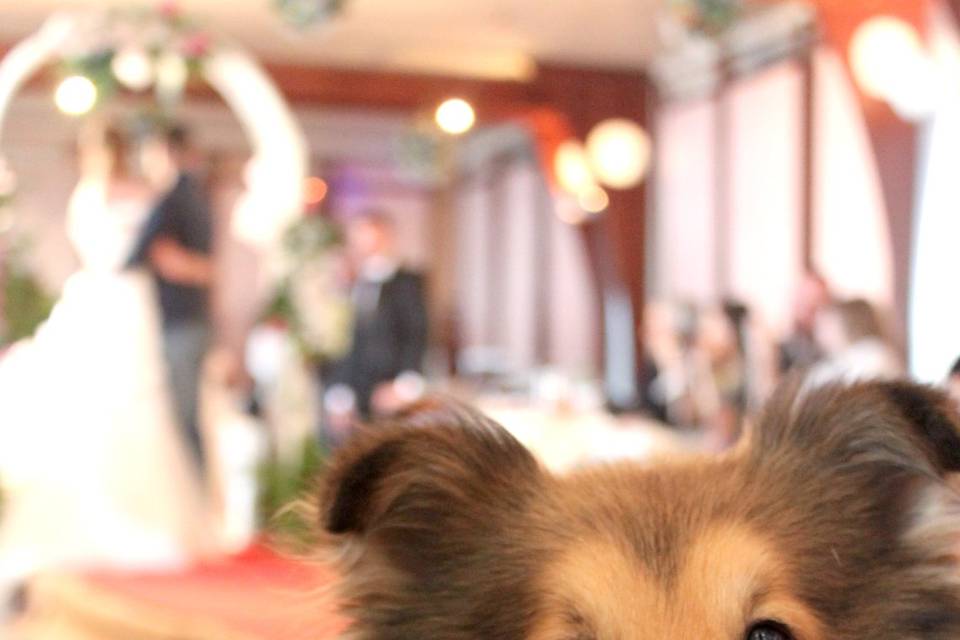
[{"xmin": 474, "ymin": 397, "xmax": 701, "ymax": 473}]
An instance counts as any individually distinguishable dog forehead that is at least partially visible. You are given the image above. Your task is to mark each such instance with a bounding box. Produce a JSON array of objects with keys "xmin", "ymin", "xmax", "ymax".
[{"xmin": 530, "ymin": 522, "xmax": 822, "ymax": 640}]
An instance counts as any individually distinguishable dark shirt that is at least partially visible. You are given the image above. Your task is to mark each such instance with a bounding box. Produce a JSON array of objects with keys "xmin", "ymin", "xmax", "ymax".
[
  {"xmin": 326, "ymin": 269, "xmax": 429, "ymax": 416},
  {"xmin": 127, "ymin": 173, "xmax": 212, "ymax": 327},
  {"xmin": 779, "ymin": 330, "xmax": 821, "ymax": 374}
]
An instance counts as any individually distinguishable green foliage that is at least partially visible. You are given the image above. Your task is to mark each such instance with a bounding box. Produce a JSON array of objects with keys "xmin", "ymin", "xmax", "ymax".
[
  {"xmin": 263, "ymin": 215, "xmax": 351, "ymax": 364},
  {"xmin": 257, "ymin": 436, "xmax": 328, "ymax": 551},
  {"xmin": 54, "ymin": 2, "xmax": 212, "ymax": 113},
  {"xmin": 281, "ymin": 213, "xmax": 343, "ymax": 261},
  {"xmin": 1, "ymin": 239, "xmax": 55, "ymax": 346},
  {"xmin": 670, "ymin": 0, "xmax": 743, "ymax": 35},
  {"xmin": 62, "ymin": 50, "xmax": 120, "ymax": 105},
  {"xmin": 275, "ymin": 0, "xmax": 349, "ymax": 29}
]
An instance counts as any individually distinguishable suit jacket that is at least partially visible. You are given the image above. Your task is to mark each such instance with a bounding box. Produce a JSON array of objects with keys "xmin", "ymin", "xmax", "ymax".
[
  {"xmin": 127, "ymin": 172, "xmax": 213, "ymax": 327},
  {"xmin": 327, "ymin": 269, "xmax": 428, "ymax": 415}
]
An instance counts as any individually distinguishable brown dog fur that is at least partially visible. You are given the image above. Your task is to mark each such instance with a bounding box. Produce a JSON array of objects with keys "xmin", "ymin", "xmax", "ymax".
[{"xmin": 318, "ymin": 382, "xmax": 960, "ymax": 639}]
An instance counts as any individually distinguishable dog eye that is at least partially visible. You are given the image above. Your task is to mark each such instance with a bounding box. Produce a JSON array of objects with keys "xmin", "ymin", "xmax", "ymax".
[{"xmin": 746, "ymin": 621, "xmax": 794, "ymax": 640}]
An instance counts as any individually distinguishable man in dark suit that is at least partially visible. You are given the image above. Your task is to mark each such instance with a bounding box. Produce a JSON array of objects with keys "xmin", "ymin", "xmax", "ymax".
[
  {"xmin": 324, "ymin": 212, "xmax": 428, "ymax": 431},
  {"xmin": 128, "ymin": 125, "xmax": 213, "ymax": 477}
]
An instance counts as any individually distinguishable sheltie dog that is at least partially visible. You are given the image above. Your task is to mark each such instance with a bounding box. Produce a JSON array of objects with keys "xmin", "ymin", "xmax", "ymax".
[{"xmin": 318, "ymin": 380, "xmax": 960, "ymax": 639}]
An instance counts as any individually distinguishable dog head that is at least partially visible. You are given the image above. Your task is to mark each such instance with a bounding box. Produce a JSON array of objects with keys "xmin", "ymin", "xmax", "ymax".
[{"xmin": 319, "ymin": 382, "xmax": 960, "ymax": 639}]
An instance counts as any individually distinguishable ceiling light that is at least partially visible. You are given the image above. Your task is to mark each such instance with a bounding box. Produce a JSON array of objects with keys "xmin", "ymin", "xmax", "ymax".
[
  {"xmin": 554, "ymin": 140, "xmax": 594, "ymax": 195},
  {"xmin": 111, "ymin": 46, "xmax": 154, "ymax": 91},
  {"xmin": 54, "ymin": 75, "xmax": 97, "ymax": 116},
  {"xmin": 586, "ymin": 118, "xmax": 652, "ymax": 190},
  {"xmin": 850, "ymin": 16, "xmax": 924, "ymax": 100},
  {"xmin": 435, "ymin": 98, "xmax": 476, "ymax": 135}
]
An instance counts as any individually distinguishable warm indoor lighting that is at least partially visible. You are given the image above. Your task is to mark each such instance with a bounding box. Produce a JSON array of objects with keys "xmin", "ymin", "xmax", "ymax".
[
  {"xmin": 304, "ymin": 176, "xmax": 328, "ymax": 205},
  {"xmin": 111, "ymin": 46, "xmax": 154, "ymax": 91},
  {"xmin": 54, "ymin": 75, "xmax": 97, "ymax": 115},
  {"xmin": 435, "ymin": 98, "xmax": 476, "ymax": 135},
  {"xmin": 850, "ymin": 16, "xmax": 926, "ymax": 100},
  {"xmin": 586, "ymin": 118, "xmax": 652, "ymax": 190},
  {"xmin": 155, "ymin": 52, "xmax": 189, "ymax": 100},
  {"xmin": 578, "ymin": 185, "xmax": 610, "ymax": 214},
  {"xmin": 554, "ymin": 140, "xmax": 594, "ymax": 195},
  {"xmin": 850, "ymin": 16, "xmax": 938, "ymax": 121}
]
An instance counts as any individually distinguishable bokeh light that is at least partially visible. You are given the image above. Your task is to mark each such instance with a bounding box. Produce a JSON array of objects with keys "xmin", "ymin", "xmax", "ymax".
[
  {"xmin": 435, "ymin": 98, "xmax": 476, "ymax": 135},
  {"xmin": 54, "ymin": 75, "xmax": 97, "ymax": 116},
  {"xmin": 849, "ymin": 16, "xmax": 927, "ymax": 101},
  {"xmin": 554, "ymin": 140, "xmax": 594, "ymax": 195},
  {"xmin": 111, "ymin": 46, "xmax": 154, "ymax": 91},
  {"xmin": 578, "ymin": 184, "xmax": 610, "ymax": 214},
  {"xmin": 304, "ymin": 176, "xmax": 328, "ymax": 205},
  {"xmin": 586, "ymin": 118, "xmax": 652, "ymax": 189}
]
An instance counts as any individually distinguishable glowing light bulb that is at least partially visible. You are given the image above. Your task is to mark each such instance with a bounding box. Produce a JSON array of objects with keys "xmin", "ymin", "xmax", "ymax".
[
  {"xmin": 554, "ymin": 140, "xmax": 594, "ymax": 195},
  {"xmin": 586, "ymin": 118, "xmax": 652, "ymax": 190},
  {"xmin": 111, "ymin": 47, "xmax": 154, "ymax": 91},
  {"xmin": 850, "ymin": 16, "xmax": 926, "ymax": 101},
  {"xmin": 55, "ymin": 75, "xmax": 97, "ymax": 116},
  {"xmin": 435, "ymin": 98, "xmax": 476, "ymax": 135}
]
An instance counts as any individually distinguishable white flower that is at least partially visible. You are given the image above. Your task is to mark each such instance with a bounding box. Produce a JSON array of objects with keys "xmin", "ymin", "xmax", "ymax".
[
  {"xmin": 111, "ymin": 46, "xmax": 154, "ymax": 91},
  {"xmin": 155, "ymin": 51, "xmax": 188, "ymax": 102},
  {"xmin": 289, "ymin": 257, "xmax": 353, "ymax": 359}
]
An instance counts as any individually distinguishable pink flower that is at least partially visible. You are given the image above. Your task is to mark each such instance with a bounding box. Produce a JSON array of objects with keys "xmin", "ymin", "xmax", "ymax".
[
  {"xmin": 158, "ymin": 0, "xmax": 181, "ymax": 19},
  {"xmin": 181, "ymin": 32, "xmax": 210, "ymax": 58}
]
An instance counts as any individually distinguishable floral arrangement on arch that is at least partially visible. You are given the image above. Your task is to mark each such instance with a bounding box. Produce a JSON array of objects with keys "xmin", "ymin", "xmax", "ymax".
[
  {"xmin": 264, "ymin": 213, "xmax": 354, "ymax": 365},
  {"xmin": 57, "ymin": 1, "xmax": 213, "ymax": 110},
  {"xmin": 1, "ymin": 235, "xmax": 56, "ymax": 348}
]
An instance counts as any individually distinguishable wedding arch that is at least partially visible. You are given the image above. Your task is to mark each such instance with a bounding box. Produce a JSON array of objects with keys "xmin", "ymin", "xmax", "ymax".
[{"xmin": 0, "ymin": 9, "xmax": 308, "ymax": 247}]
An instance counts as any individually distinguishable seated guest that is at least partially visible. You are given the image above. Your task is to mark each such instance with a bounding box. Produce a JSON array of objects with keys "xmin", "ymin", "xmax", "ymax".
[
  {"xmin": 323, "ymin": 211, "xmax": 428, "ymax": 439},
  {"xmin": 779, "ymin": 270, "xmax": 832, "ymax": 374},
  {"xmin": 691, "ymin": 303, "xmax": 748, "ymax": 449},
  {"xmin": 638, "ymin": 301, "xmax": 684, "ymax": 424},
  {"xmin": 807, "ymin": 298, "xmax": 902, "ymax": 387}
]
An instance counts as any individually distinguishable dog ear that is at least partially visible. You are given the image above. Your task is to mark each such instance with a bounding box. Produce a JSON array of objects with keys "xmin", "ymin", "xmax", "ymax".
[
  {"xmin": 878, "ymin": 382, "xmax": 960, "ymax": 474},
  {"xmin": 320, "ymin": 399, "xmax": 542, "ymax": 538},
  {"xmin": 319, "ymin": 401, "xmax": 547, "ymax": 638},
  {"xmin": 748, "ymin": 381, "xmax": 960, "ymax": 637},
  {"xmin": 750, "ymin": 379, "xmax": 960, "ymax": 479}
]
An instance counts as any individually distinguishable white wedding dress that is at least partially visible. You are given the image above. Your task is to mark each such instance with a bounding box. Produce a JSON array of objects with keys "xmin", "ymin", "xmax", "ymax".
[{"xmin": 0, "ymin": 180, "xmax": 208, "ymax": 582}]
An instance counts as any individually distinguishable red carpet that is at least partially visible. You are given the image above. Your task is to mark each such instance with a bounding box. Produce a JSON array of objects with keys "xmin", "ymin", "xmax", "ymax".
[{"xmin": 28, "ymin": 545, "xmax": 348, "ymax": 639}]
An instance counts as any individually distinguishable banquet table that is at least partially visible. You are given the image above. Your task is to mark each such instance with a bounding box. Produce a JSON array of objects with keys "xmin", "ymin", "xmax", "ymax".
[{"xmin": 475, "ymin": 397, "xmax": 701, "ymax": 473}]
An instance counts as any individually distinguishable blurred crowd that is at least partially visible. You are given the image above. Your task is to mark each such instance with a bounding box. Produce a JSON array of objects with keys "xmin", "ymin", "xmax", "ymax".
[{"xmin": 639, "ymin": 271, "xmax": 907, "ymax": 449}]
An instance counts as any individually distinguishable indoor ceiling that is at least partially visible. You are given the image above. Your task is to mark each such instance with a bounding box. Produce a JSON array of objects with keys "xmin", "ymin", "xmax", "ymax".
[{"xmin": 0, "ymin": 0, "xmax": 661, "ymax": 78}]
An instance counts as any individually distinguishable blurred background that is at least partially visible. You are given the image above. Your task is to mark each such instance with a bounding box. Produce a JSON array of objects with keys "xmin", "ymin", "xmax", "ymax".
[{"xmin": 0, "ymin": 0, "xmax": 959, "ymax": 637}]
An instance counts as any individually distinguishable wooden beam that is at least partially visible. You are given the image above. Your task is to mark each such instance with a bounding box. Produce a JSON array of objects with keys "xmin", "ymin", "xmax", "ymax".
[
  {"xmin": 259, "ymin": 63, "xmax": 534, "ymax": 112},
  {"xmin": 948, "ymin": 0, "xmax": 960, "ymax": 27}
]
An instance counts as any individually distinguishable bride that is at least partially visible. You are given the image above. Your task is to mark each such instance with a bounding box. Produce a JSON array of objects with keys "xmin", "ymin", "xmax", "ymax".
[{"xmin": 0, "ymin": 123, "xmax": 209, "ymax": 585}]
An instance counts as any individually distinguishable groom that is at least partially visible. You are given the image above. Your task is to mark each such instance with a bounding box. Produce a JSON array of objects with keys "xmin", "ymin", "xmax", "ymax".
[{"xmin": 127, "ymin": 125, "xmax": 213, "ymax": 477}]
